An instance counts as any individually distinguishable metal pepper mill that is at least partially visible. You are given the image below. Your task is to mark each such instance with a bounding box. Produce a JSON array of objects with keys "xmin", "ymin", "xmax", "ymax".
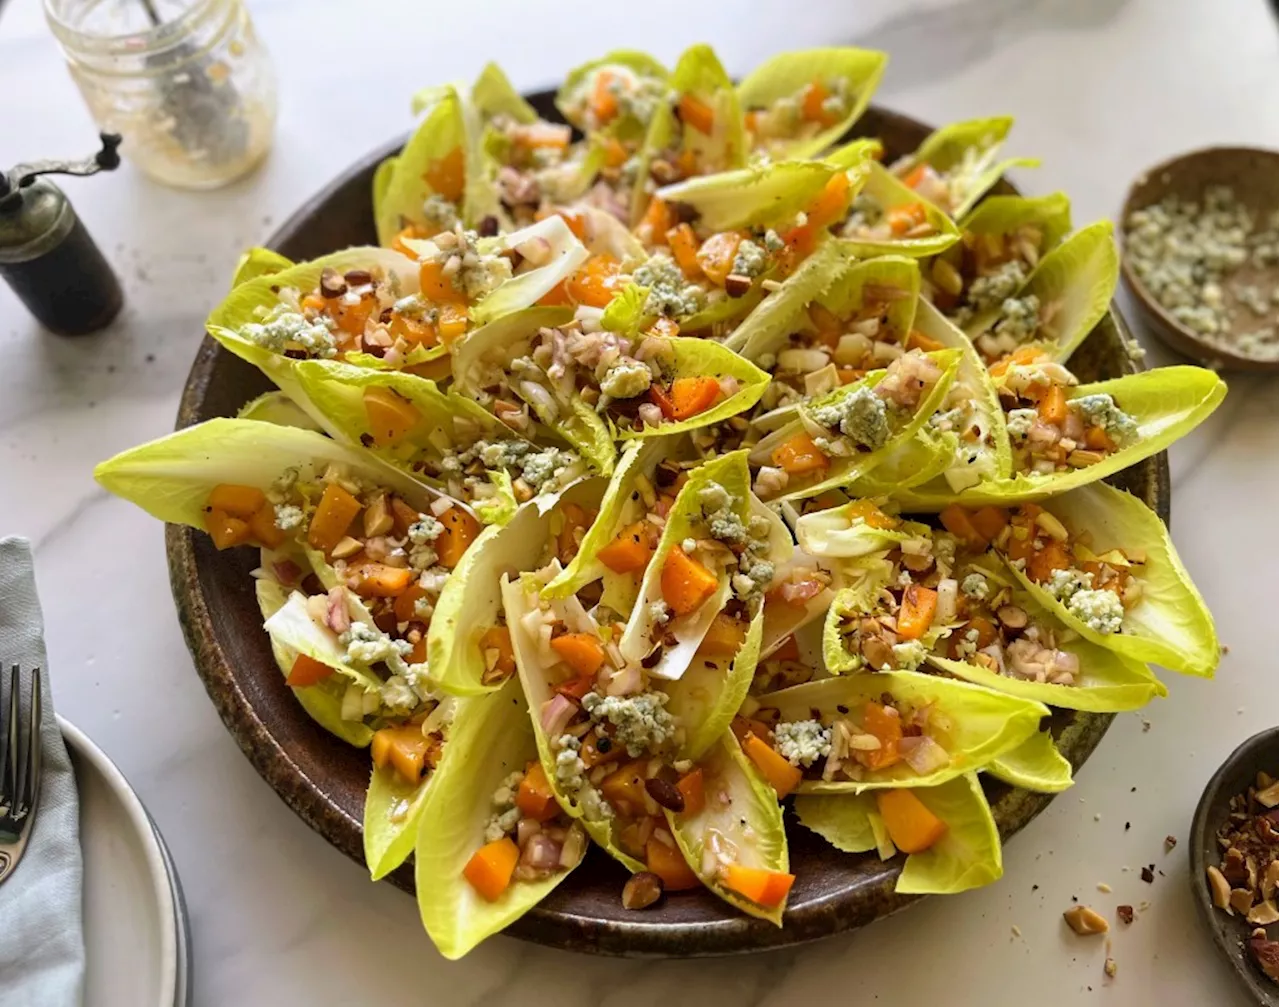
[{"xmin": 0, "ymin": 133, "xmax": 124, "ymax": 336}]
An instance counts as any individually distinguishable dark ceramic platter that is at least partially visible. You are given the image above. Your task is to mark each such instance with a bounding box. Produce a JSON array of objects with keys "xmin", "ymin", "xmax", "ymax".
[
  {"xmin": 167, "ymin": 94, "xmax": 1170, "ymax": 956},
  {"xmin": 1189, "ymin": 728, "xmax": 1279, "ymax": 1006}
]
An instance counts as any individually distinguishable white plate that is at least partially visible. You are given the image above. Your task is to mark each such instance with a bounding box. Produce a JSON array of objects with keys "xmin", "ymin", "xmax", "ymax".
[{"xmin": 60, "ymin": 717, "xmax": 186, "ymax": 1007}]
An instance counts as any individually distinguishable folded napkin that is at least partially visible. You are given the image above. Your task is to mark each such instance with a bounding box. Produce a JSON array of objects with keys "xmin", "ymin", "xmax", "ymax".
[{"xmin": 0, "ymin": 537, "xmax": 85, "ymax": 1006}]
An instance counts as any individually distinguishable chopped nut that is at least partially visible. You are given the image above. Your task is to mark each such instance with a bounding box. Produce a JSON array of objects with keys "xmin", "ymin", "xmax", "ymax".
[
  {"xmin": 1104, "ymin": 957, "xmax": 1118, "ymax": 979},
  {"xmin": 363, "ymin": 495, "xmax": 393, "ymax": 538},
  {"xmin": 1033, "ymin": 510, "xmax": 1069, "ymax": 541},
  {"xmin": 1163, "ymin": 834, "xmax": 1177, "ymax": 852},
  {"xmin": 1140, "ymin": 865, "xmax": 1155, "ymax": 884},
  {"xmin": 343, "ymin": 268, "xmax": 372, "ymax": 287},
  {"xmin": 330, "ymin": 536, "xmax": 364, "ymax": 559},
  {"xmin": 1247, "ymin": 899, "xmax": 1279, "ymax": 926},
  {"xmin": 1249, "ymin": 930, "xmax": 1279, "ymax": 981},
  {"xmin": 1230, "ymin": 888, "xmax": 1256, "ymax": 915},
  {"xmin": 644, "ymin": 776, "xmax": 685, "ymax": 813},
  {"xmin": 1207, "ymin": 865, "xmax": 1232, "ymax": 911},
  {"xmin": 319, "ymin": 267, "xmax": 347, "ymax": 298},
  {"xmin": 996, "ymin": 605, "xmax": 1028, "ymax": 629},
  {"xmin": 1068, "ymin": 449, "xmax": 1106, "ymax": 468},
  {"xmin": 621, "ymin": 871, "xmax": 664, "ymax": 910},
  {"xmin": 1258, "ymin": 780, "xmax": 1279, "ymax": 808},
  {"xmin": 1063, "ymin": 905, "xmax": 1110, "ymax": 935},
  {"xmin": 1116, "ymin": 905, "xmax": 1134, "ymax": 925},
  {"xmin": 1265, "ymin": 860, "xmax": 1279, "ymax": 901},
  {"xmin": 1097, "ymin": 882, "xmax": 1112, "ymax": 893},
  {"xmin": 724, "ymin": 274, "xmax": 753, "ymax": 298}
]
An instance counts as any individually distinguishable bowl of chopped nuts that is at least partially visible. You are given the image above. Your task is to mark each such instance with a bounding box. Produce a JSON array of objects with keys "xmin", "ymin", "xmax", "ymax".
[
  {"xmin": 1121, "ymin": 146, "xmax": 1279, "ymax": 373},
  {"xmin": 1190, "ymin": 726, "xmax": 1279, "ymax": 1005}
]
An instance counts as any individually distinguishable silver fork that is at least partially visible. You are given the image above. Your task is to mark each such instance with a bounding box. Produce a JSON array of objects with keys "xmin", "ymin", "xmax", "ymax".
[{"xmin": 0, "ymin": 665, "xmax": 42, "ymax": 885}]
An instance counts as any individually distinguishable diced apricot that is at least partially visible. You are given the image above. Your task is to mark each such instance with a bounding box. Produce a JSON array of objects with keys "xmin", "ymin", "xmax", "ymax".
[
  {"xmin": 722, "ymin": 863, "xmax": 795, "ymax": 907},
  {"xmin": 770, "ymin": 635, "xmax": 801, "ymax": 662},
  {"xmin": 669, "ymin": 376, "xmax": 723, "ymax": 420},
  {"xmin": 800, "ymin": 78, "xmax": 831, "ymax": 123},
  {"xmin": 698, "ymin": 612, "xmax": 747, "ymax": 657},
  {"xmin": 516, "ymin": 763, "xmax": 561, "ymax": 822},
  {"xmin": 351, "ymin": 563, "xmax": 415, "ymax": 598},
  {"xmin": 598, "ymin": 522, "xmax": 653, "ymax": 574},
  {"xmin": 286, "ymin": 653, "xmax": 334, "ymax": 688},
  {"xmin": 436, "ymin": 506, "xmax": 480, "ymax": 569},
  {"xmin": 660, "ymin": 548, "xmax": 720, "ymax": 617},
  {"xmin": 602, "ymin": 136, "xmax": 629, "ymax": 168},
  {"xmin": 478, "ymin": 626, "xmax": 516, "ymax": 680},
  {"xmin": 208, "ymin": 483, "xmax": 266, "ymax": 518},
  {"xmin": 388, "ymin": 313, "xmax": 437, "ymax": 347},
  {"xmin": 538, "ymin": 280, "xmax": 572, "ymax": 306},
  {"xmin": 424, "ymin": 146, "xmax": 465, "ymax": 203},
  {"xmin": 771, "ymin": 433, "xmax": 830, "ymax": 476},
  {"xmin": 731, "ymin": 716, "xmax": 775, "ymax": 747},
  {"xmin": 845, "ymin": 499, "xmax": 898, "ymax": 530},
  {"xmin": 556, "ymin": 502, "xmax": 593, "ymax": 561},
  {"xmin": 677, "ymin": 767, "xmax": 705, "ymax": 817},
  {"xmin": 550, "ymin": 632, "xmax": 605, "ymax": 677},
  {"xmin": 678, "ymin": 93, "xmax": 715, "ymax": 135},
  {"xmin": 567, "ymin": 255, "xmax": 624, "ymax": 308},
  {"xmin": 805, "ymin": 171, "xmax": 852, "ymax": 231},
  {"xmin": 886, "ymin": 202, "xmax": 928, "ymax": 236},
  {"xmin": 409, "ymin": 635, "xmax": 428, "ymax": 665},
  {"xmin": 665, "ymin": 222, "xmax": 703, "ymax": 280},
  {"xmin": 639, "ymin": 197, "xmax": 673, "ymax": 245},
  {"xmin": 1084, "ymin": 425, "xmax": 1115, "ymax": 451},
  {"xmin": 696, "ymin": 232, "xmax": 744, "ymax": 287},
  {"xmin": 418, "ymin": 260, "xmax": 467, "ymax": 305},
  {"xmin": 648, "ymin": 316, "xmax": 680, "ymax": 339},
  {"xmin": 600, "ymin": 760, "xmax": 650, "ymax": 817},
  {"xmin": 247, "ymin": 500, "xmax": 286, "ymax": 549},
  {"xmin": 592, "ymin": 70, "xmax": 620, "ymax": 125},
  {"xmin": 897, "ymin": 584, "xmax": 937, "ymax": 641},
  {"xmin": 393, "ymin": 585, "xmax": 428, "ymax": 624},
  {"xmin": 905, "ymin": 329, "xmax": 944, "ymax": 353},
  {"xmin": 742, "ymin": 734, "xmax": 804, "ymax": 798},
  {"xmin": 463, "ymin": 837, "xmax": 520, "ymax": 902},
  {"xmin": 970, "ymin": 506, "xmax": 1009, "ymax": 542},
  {"xmin": 854, "ymin": 701, "xmax": 903, "ymax": 771},
  {"xmin": 371, "ymin": 724, "xmax": 434, "ymax": 786},
  {"xmin": 389, "ymin": 497, "xmax": 421, "ymax": 537},
  {"xmin": 307, "ymin": 483, "xmax": 362, "ymax": 553},
  {"xmin": 647, "ymin": 835, "xmax": 702, "ymax": 891},
  {"xmin": 363, "ymin": 386, "xmax": 422, "ymax": 447},
  {"xmin": 1027, "ymin": 539, "xmax": 1071, "ymax": 583},
  {"xmin": 204, "ymin": 507, "xmax": 251, "ymax": 550},
  {"xmin": 556, "ymin": 674, "xmax": 597, "ymax": 702},
  {"xmin": 938, "ymin": 504, "xmax": 987, "ymax": 550},
  {"xmin": 329, "ymin": 295, "xmax": 375, "ymax": 337},
  {"xmin": 901, "ymin": 162, "xmax": 928, "ymax": 190},
  {"xmin": 1038, "ymin": 384, "xmax": 1068, "ymax": 425},
  {"xmin": 808, "ymin": 302, "xmax": 844, "ymax": 348},
  {"xmin": 392, "ymin": 225, "xmax": 428, "ymax": 258},
  {"xmin": 876, "ymin": 789, "xmax": 948, "ymax": 854}
]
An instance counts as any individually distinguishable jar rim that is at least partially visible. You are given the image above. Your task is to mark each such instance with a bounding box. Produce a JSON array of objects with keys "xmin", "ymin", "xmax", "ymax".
[{"xmin": 44, "ymin": 0, "xmax": 223, "ymax": 55}]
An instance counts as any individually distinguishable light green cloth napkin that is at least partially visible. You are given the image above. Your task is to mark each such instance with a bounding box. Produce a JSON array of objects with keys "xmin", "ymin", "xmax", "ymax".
[{"xmin": 0, "ymin": 537, "xmax": 85, "ymax": 1005}]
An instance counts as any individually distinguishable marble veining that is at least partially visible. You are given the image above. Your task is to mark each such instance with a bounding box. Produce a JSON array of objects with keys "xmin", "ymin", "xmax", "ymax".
[{"xmin": 0, "ymin": 0, "xmax": 1275, "ymax": 1003}]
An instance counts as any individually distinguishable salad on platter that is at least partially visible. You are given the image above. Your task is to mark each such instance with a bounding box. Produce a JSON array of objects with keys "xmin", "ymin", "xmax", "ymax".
[{"xmin": 96, "ymin": 44, "xmax": 1226, "ymax": 959}]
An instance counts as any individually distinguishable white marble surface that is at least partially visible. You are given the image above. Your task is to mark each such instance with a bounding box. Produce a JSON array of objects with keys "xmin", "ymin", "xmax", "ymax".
[{"xmin": 1, "ymin": 0, "xmax": 1276, "ymax": 1003}]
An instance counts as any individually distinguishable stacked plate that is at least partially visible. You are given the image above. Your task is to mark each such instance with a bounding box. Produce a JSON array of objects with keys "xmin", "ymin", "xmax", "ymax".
[{"xmin": 60, "ymin": 718, "xmax": 191, "ymax": 1007}]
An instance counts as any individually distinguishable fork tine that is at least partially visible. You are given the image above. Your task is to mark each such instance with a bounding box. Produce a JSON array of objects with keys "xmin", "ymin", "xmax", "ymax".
[
  {"xmin": 0, "ymin": 665, "xmax": 15, "ymax": 806},
  {"xmin": 11, "ymin": 667, "xmax": 27, "ymax": 814},
  {"xmin": 21, "ymin": 672, "xmax": 41, "ymax": 814}
]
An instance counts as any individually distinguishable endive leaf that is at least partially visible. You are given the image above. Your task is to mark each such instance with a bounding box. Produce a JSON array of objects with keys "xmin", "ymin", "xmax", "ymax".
[
  {"xmin": 894, "ymin": 115, "xmax": 1039, "ymax": 219},
  {"xmin": 755, "ymin": 670, "xmax": 1048, "ymax": 793},
  {"xmin": 998, "ymin": 481, "xmax": 1218, "ymax": 677},
  {"xmin": 376, "ymin": 86, "xmax": 469, "ymax": 246},
  {"xmin": 832, "ymin": 159, "xmax": 962, "ymax": 259},
  {"xmin": 230, "ymin": 247, "xmax": 293, "ymax": 288},
  {"xmin": 726, "ymin": 237, "xmax": 849, "ymax": 356},
  {"xmin": 737, "ymin": 47, "xmax": 888, "ymax": 159},
  {"xmin": 667, "ymin": 732, "xmax": 790, "ymax": 924},
  {"xmin": 237, "ymin": 391, "xmax": 323, "ymax": 431},
  {"xmin": 620, "ymin": 451, "xmax": 751, "ymax": 681},
  {"xmin": 365, "ymin": 761, "xmax": 434, "ymax": 882},
  {"xmin": 656, "ymin": 160, "xmax": 838, "ymax": 234},
  {"xmin": 471, "ymin": 62, "xmax": 538, "ymax": 124},
  {"xmin": 893, "ymin": 366, "xmax": 1227, "ymax": 508},
  {"xmin": 795, "ymin": 772, "xmax": 1003, "ymax": 894},
  {"xmin": 415, "ymin": 677, "xmax": 584, "ymax": 959},
  {"xmin": 986, "ymin": 730, "xmax": 1074, "ymax": 793},
  {"xmin": 958, "ymin": 192, "xmax": 1073, "ymax": 254},
  {"xmin": 556, "ymin": 50, "xmax": 669, "ymax": 137}
]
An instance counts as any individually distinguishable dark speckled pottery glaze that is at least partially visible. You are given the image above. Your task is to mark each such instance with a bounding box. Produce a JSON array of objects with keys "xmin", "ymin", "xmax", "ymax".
[{"xmin": 166, "ymin": 95, "xmax": 1170, "ymax": 957}]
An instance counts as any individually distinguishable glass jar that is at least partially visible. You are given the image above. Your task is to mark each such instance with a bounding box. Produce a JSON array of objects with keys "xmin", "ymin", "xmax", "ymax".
[{"xmin": 44, "ymin": 0, "xmax": 276, "ymax": 189}]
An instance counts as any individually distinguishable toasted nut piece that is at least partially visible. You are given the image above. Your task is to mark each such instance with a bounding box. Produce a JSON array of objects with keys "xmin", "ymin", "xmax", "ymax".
[
  {"xmin": 330, "ymin": 536, "xmax": 364, "ymax": 559},
  {"xmin": 1034, "ymin": 511, "xmax": 1069, "ymax": 541},
  {"xmin": 363, "ymin": 495, "xmax": 393, "ymax": 538},
  {"xmin": 1207, "ymin": 865, "xmax": 1233, "ymax": 911},
  {"xmin": 861, "ymin": 636, "xmax": 895, "ymax": 671},
  {"xmin": 1250, "ymin": 931, "xmax": 1280, "ymax": 980},
  {"xmin": 1264, "ymin": 860, "xmax": 1279, "ymax": 901},
  {"xmin": 1063, "ymin": 905, "xmax": 1109, "ymax": 935},
  {"xmin": 724, "ymin": 274, "xmax": 753, "ymax": 298},
  {"xmin": 930, "ymin": 257, "xmax": 963, "ymax": 297},
  {"xmin": 1103, "ymin": 957, "xmax": 1117, "ymax": 979},
  {"xmin": 1116, "ymin": 905, "xmax": 1134, "ymax": 925},
  {"xmin": 1230, "ymin": 888, "xmax": 1256, "ymax": 915},
  {"xmin": 1257, "ymin": 780, "xmax": 1279, "ymax": 808},
  {"xmin": 319, "ymin": 267, "xmax": 347, "ymax": 298},
  {"xmin": 644, "ymin": 776, "xmax": 685, "ymax": 813},
  {"xmin": 1223, "ymin": 846, "xmax": 1248, "ymax": 885},
  {"xmin": 343, "ymin": 268, "xmax": 372, "ymax": 287},
  {"xmin": 648, "ymin": 159, "xmax": 679, "ymax": 185},
  {"xmin": 1068, "ymin": 450, "xmax": 1106, "ymax": 468},
  {"xmin": 1247, "ymin": 899, "xmax": 1279, "ymax": 926},
  {"xmin": 622, "ymin": 871, "xmax": 665, "ymax": 910},
  {"xmin": 846, "ymin": 732, "xmax": 883, "ymax": 752},
  {"xmin": 996, "ymin": 605, "xmax": 1028, "ymax": 629}
]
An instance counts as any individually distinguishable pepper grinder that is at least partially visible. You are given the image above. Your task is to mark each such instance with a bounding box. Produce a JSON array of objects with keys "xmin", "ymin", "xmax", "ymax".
[{"xmin": 0, "ymin": 133, "xmax": 124, "ymax": 336}]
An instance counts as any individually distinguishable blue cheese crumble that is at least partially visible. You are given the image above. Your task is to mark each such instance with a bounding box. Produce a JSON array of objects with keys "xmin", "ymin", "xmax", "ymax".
[
  {"xmin": 581, "ymin": 691, "xmax": 675, "ymax": 757},
  {"xmin": 774, "ymin": 720, "xmax": 832, "ymax": 767},
  {"xmin": 732, "ymin": 239, "xmax": 768, "ymax": 278},
  {"xmin": 600, "ymin": 359, "xmax": 654, "ymax": 399},
  {"xmin": 1005, "ymin": 408, "xmax": 1038, "ymax": 441},
  {"xmin": 632, "ymin": 255, "xmax": 705, "ymax": 318},
  {"xmin": 242, "ymin": 308, "xmax": 338, "ymax": 358},
  {"xmin": 341, "ymin": 622, "xmax": 413, "ymax": 666},
  {"xmin": 960, "ymin": 572, "xmax": 990, "ymax": 601},
  {"xmin": 553, "ymin": 734, "xmax": 613, "ymax": 822},
  {"xmin": 1066, "ymin": 588, "xmax": 1124, "ymax": 635},
  {"xmin": 483, "ymin": 770, "xmax": 526, "ymax": 842},
  {"xmin": 1071, "ymin": 394, "xmax": 1138, "ymax": 446},
  {"xmin": 954, "ymin": 260, "xmax": 1029, "ymax": 324},
  {"xmin": 993, "ymin": 294, "xmax": 1041, "ymax": 342},
  {"xmin": 810, "ymin": 385, "xmax": 890, "ymax": 449},
  {"xmin": 274, "ymin": 504, "xmax": 304, "ymax": 530},
  {"xmin": 891, "ymin": 639, "xmax": 928, "ymax": 670}
]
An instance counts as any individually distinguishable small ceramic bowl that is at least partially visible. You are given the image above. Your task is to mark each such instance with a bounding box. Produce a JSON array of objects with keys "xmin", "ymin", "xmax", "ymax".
[
  {"xmin": 1120, "ymin": 146, "xmax": 1279, "ymax": 373},
  {"xmin": 1189, "ymin": 727, "xmax": 1279, "ymax": 1006}
]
